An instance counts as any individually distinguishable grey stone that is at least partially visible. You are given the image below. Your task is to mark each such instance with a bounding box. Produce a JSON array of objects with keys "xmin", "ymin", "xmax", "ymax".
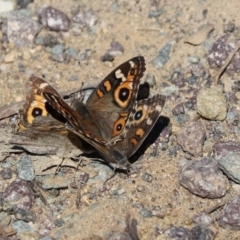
[
  {"xmin": 217, "ymin": 196, "xmax": 240, "ymax": 230},
  {"xmin": 152, "ymin": 43, "xmax": 172, "ymax": 69},
  {"xmin": 177, "ymin": 120, "xmax": 206, "ymax": 156},
  {"xmin": 17, "ymin": 154, "xmax": 35, "ymax": 181},
  {"xmin": 218, "ymin": 151, "xmax": 240, "ymax": 183},
  {"xmin": 2, "ymin": 15, "xmax": 40, "ymax": 47},
  {"xmin": 179, "ymin": 157, "xmax": 227, "ymax": 198},
  {"xmin": 38, "ymin": 6, "xmax": 70, "ymax": 32}
]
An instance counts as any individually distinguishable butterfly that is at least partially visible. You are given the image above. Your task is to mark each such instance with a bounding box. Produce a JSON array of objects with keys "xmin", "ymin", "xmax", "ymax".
[{"xmin": 14, "ymin": 56, "xmax": 165, "ymax": 167}]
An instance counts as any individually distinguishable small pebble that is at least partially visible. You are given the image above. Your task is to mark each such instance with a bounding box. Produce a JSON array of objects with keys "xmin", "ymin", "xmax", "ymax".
[
  {"xmin": 208, "ymin": 34, "xmax": 240, "ymax": 73},
  {"xmin": 213, "ymin": 141, "xmax": 240, "ymax": 161},
  {"xmin": 4, "ymin": 51, "xmax": 16, "ymax": 63},
  {"xmin": 0, "ymin": 0, "xmax": 16, "ymax": 13},
  {"xmin": 0, "ymin": 168, "xmax": 12, "ymax": 179},
  {"xmin": 192, "ymin": 212, "xmax": 213, "ymax": 226},
  {"xmin": 139, "ymin": 208, "xmax": 153, "ymax": 218},
  {"xmin": 190, "ymin": 225, "xmax": 215, "ymax": 240},
  {"xmin": 164, "ymin": 226, "xmax": 190, "ymax": 239},
  {"xmin": 64, "ymin": 47, "xmax": 78, "ymax": 59},
  {"xmin": 217, "ymin": 196, "xmax": 240, "ymax": 230},
  {"xmin": 187, "ymin": 56, "xmax": 200, "ymax": 64},
  {"xmin": 2, "ymin": 15, "xmax": 40, "ymax": 47},
  {"xmin": 72, "ymin": 9, "xmax": 98, "ymax": 28},
  {"xmin": 152, "ymin": 206, "xmax": 166, "ymax": 218},
  {"xmin": 170, "ymin": 71, "xmax": 185, "ymax": 87},
  {"xmin": 172, "ymin": 103, "xmax": 185, "ymax": 115},
  {"xmin": 12, "ymin": 220, "xmax": 34, "ymax": 233},
  {"xmin": 13, "ymin": 207, "xmax": 36, "ymax": 223},
  {"xmin": 100, "ymin": 53, "xmax": 114, "ymax": 62},
  {"xmin": 223, "ymin": 21, "xmax": 235, "ymax": 33},
  {"xmin": 197, "ymin": 86, "xmax": 227, "ymax": 121},
  {"xmin": 54, "ymin": 218, "xmax": 65, "ymax": 227},
  {"xmin": 152, "ymin": 43, "xmax": 172, "ymax": 69},
  {"xmin": 17, "ymin": 0, "xmax": 33, "ymax": 9},
  {"xmin": 142, "ymin": 173, "xmax": 153, "ymax": 182},
  {"xmin": 218, "ymin": 151, "xmax": 240, "ymax": 183},
  {"xmin": 184, "ymin": 24, "xmax": 214, "ymax": 46},
  {"xmin": 148, "ymin": 9, "xmax": 163, "ymax": 18},
  {"xmin": 16, "ymin": 154, "xmax": 35, "ymax": 181},
  {"xmin": 177, "ymin": 120, "xmax": 206, "ymax": 156},
  {"xmin": 107, "ymin": 40, "xmax": 124, "ymax": 56},
  {"xmin": 3, "ymin": 179, "xmax": 35, "ymax": 210},
  {"xmin": 38, "ymin": 6, "xmax": 70, "ymax": 32},
  {"xmin": 70, "ymin": 75, "xmax": 79, "ymax": 81},
  {"xmin": 51, "ymin": 44, "xmax": 65, "ymax": 56}
]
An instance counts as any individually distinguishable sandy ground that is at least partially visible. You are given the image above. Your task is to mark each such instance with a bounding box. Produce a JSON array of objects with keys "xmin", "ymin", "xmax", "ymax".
[{"xmin": 1, "ymin": 0, "xmax": 240, "ymax": 239}]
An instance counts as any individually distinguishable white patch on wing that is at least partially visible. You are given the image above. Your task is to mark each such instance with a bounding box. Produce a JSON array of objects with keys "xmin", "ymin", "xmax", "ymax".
[
  {"xmin": 129, "ymin": 60, "xmax": 135, "ymax": 68},
  {"xmin": 147, "ymin": 118, "xmax": 152, "ymax": 125},
  {"xmin": 156, "ymin": 104, "xmax": 162, "ymax": 112},
  {"xmin": 39, "ymin": 83, "xmax": 49, "ymax": 89},
  {"xmin": 115, "ymin": 69, "xmax": 126, "ymax": 81}
]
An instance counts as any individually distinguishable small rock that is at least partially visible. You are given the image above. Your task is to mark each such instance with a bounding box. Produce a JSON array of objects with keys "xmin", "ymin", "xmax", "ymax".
[
  {"xmin": 197, "ymin": 86, "xmax": 227, "ymax": 121},
  {"xmin": 70, "ymin": 75, "xmax": 79, "ymax": 81},
  {"xmin": 218, "ymin": 151, "xmax": 240, "ymax": 183},
  {"xmin": 177, "ymin": 120, "xmax": 206, "ymax": 156},
  {"xmin": 212, "ymin": 141, "xmax": 240, "ymax": 161},
  {"xmin": 208, "ymin": 34, "xmax": 240, "ymax": 73},
  {"xmin": 17, "ymin": 0, "xmax": 33, "ymax": 9},
  {"xmin": 4, "ymin": 51, "xmax": 16, "ymax": 63},
  {"xmin": 142, "ymin": 173, "xmax": 153, "ymax": 182},
  {"xmin": 12, "ymin": 220, "xmax": 34, "ymax": 233},
  {"xmin": 51, "ymin": 44, "xmax": 65, "ymax": 55},
  {"xmin": 54, "ymin": 218, "xmax": 65, "ymax": 227},
  {"xmin": 88, "ymin": 163, "xmax": 115, "ymax": 184},
  {"xmin": 152, "ymin": 206, "xmax": 166, "ymax": 218},
  {"xmin": 223, "ymin": 21, "xmax": 235, "ymax": 33},
  {"xmin": 41, "ymin": 175, "xmax": 71, "ymax": 189},
  {"xmin": 187, "ymin": 56, "xmax": 200, "ymax": 64},
  {"xmin": 38, "ymin": 6, "xmax": 70, "ymax": 32},
  {"xmin": 172, "ymin": 103, "xmax": 185, "ymax": 115},
  {"xmin": 13, "ymin": 207, "xmax": 36, "ymax": 223},
  {"xmin": 164, "ymin": 226, "xmax": 191, "ymax": 239},
  {"xmin": 0, "ymin": 0, "xmax": 16, "ymax": 13},
  {"xmin": 170, "ymin": 71, "xmax": 185, "ymax": 87},
  {"xmin": 3, "ymin": 179, "xmax": 35, "ymax": 210},
  {"xmin": 184, "ymin": 24, "xmax": 214, "ymax": 46},
  {"xmin": 179, "ymin": 157, "xmax": 227, "ymax": 198},
  {"xmin": 72, "ymin": 9, "xmax": 97, "ymax": 28},
  {"xmin": 0, "ymin": 168, "xmax": 12, "ymax": 179},
  {"xmin": 148, "ymin": 9, "xmax": 163, "ymax": 18},
  {"xmin": 64, "ymin": 47, "xmax": 78, "ymax": 59},
  {"xmin": 185, "ymin": 97, "xmax": 197, "ymax": 110},
  {"xmin": 139, "ymin": 208, "xmax": 153, "ymax": 218},
  {"xmin": 152, "ymin": 43, "xmax": 172, "ymax": 69},
  {"xmin": 107, "ymin": 40, "xmax": 124, "ymax": 56},
  {"xmin": 190, "ymin": 225, "xmax": 215, "ymax": 240},
  {"xmin": 217, "ymin": 196, "xmax": 240, "ymax": 230},
  {"xmin": 2, "ymin": 15, "xmax": 40, "ymax": 47},
  {"xmin": 100, "ymin": 53, "xmax": 114, "ymax": 62},
  {"xmin": 192, "ymin": 212, "xmax": 213, "ymax": 226},
  {"xmin": 17, "ymin": 154, "xmax": 35, "ymax": 181}
]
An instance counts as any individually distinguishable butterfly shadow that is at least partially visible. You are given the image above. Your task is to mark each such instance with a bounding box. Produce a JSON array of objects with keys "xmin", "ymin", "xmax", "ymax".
[{"xmin": 128, "ymin": 115, "xmax": 170, "ymax": 165}]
